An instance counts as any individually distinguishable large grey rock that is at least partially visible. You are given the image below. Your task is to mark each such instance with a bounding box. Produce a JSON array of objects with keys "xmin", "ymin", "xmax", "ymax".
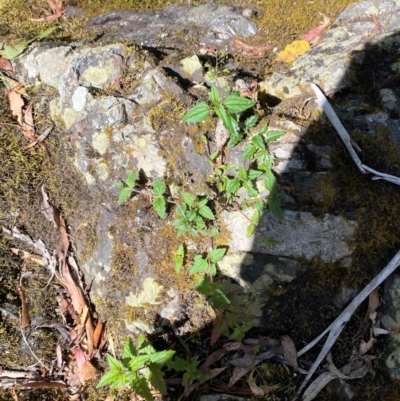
[{"xmin": 223, "ymin": 210, "xmax": 357, "ymax": 262}]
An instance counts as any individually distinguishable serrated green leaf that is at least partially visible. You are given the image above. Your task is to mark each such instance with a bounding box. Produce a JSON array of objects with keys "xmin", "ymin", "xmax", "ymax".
[
  {"xmin": 264, "ymin": 170, "xmax": 277, "ymax": 191},
  {"xmin": 268, "ymin": 195, "xmax": 284, "ymax": 219},
  {"xmin": 182, "ymin": 192, "xmax": 196, "ymax": 207},
  {"xmin": 167, "ymin": 356, "xmax": 187, "ymax": 371},
  {"xmin": 147, "ymin": 364, "xmax": 167, "ymax": 394},
  {"xmin": 186, "ymin": 209, "xmax": 196, "ymax": 221},
  {"xmin": 132, "ymin": 376, "xmax": 153, "ymax": 401},
  {"xmin": 122, "ymin": 337, "xmax": 137, "ymax": 360},
  {"xmin": 210, "ymin": 263, "xmax": 217, "ymax": 276},
  {"xmin": 246, "ymin": 224, "xmax": 255, "ymax": 237},
  {"xmin": 176, "ymin": 202, "xmax": 187, "ymax": 217},
  {"xmin": 199, "ymin": 204, "xmax": 215, "ymax": 220},
  {"xmin": 209, "ymin": 85, "xmax": 220, "ymax": 106},
  {"xmin": 194, "ymin": 276, "xmax": 213, "ymax": 296},
  {"xmin": 227, "ymin": 131, "xmax": 243, "ymax": 148},
  {"xmin": 215, "ymin": 104, "xmax": 239, "ymax": 138},
  {"xmin": 226, "ymin": 179, "xmax": 240, "ymax": 195},
  {"xmin": 182, "ymin": 102, "xmax": 210, "ymax": 122},
  {"xmin": 118, "ymin": 187, "xmax": 132, "ymax": 204},
  {"xmin": 114, "ymin": 181, "xmax": 125, "ymax": 190},
  {"xmin": 248, "ymin": 169, "xmax": 263, "ymax": 180},
  {"xmin": 209, "ymin": 227, "xmax": 219, "ymax": 236},
  {"xmin": 125, "ymin": 170, "xmax": 137, "ymax": 188},
  {"xmin": 129, "ymin": 355, "xmax": 151, "ymax": 372},
  {"xmin": 244, "ymin": 114, "xmax": 259, "ymax": 129},
  {"xmin": 189, "ymin": 255, "xmax": 208, "ymax": 275},
  {"xmin": 250, "ymin": 210, "xmax": 260, "ymax": 223},
  {"xmin": 175, "ymin": 244, "xmax": 184, "ymax": 274},
  {"xmin": 251, "ymin": 134, "xmax": 265, "ymax": 150},
  {"xmin": 238, "ymin": 166, "xmax": 247, "ymax": 180},
  {"xmin": 197, "ymin": 198, "xmax": 208, "ymax": 207},
  {"xmin": 254, "ymin": 199, "xmax": 264, "ymax": 212},
  {"xmin": 195, "ymin": 216, "xmax": 207, "ymax": 232},
  {"xmin": 229, "ymin": 322, "xmax": 254, "ymax": 341},
  {"xmin": 224, "ymin": 94, "xmax": 255, "ymax": 113},
  {"xmin": 209, "ymin": 248, "xmax": 226, "ymax": 263},
  {"xmin": 241, "ymin": 143, "xmax": 256, "ymax": 160},
  {"xmin": 153, "ymin": 197, "xmax": 166, "ymax": 218},
  {"xmin": 209, "ymin": 150, "xmax": 219, "ymax": 161},
  {"xmin": 107, "ymin": 354, "xmax": 124, "ymax": 372},
  {"xmin": 211, "ymin": 288, "xmax": 231, "ymax": 306},
  {"xmin": 152, "ymin": 178, "xmax": 166, "ymax": 197},
  {"xmin": 266, "ymin": 130, "xmax": 285, "ymax": 142},
  {"xmin": 96, "ymin": 369, "xmax": 125, "ymax": 389},
  {"xmin": 243, "ymin": 180, "xmax": 258, "ymax": 197},
  {"xmin": 149, "ymin": 350, "xmax": 175, "ymax": 365}
]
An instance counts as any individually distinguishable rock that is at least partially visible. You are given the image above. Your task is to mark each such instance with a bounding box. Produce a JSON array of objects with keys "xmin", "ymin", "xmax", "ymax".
[
  {"xmin": 223, "ymin": 210, "xmax": 357, "ymax": 263},
  {"xmin": 89, "ymin": 4, "xmax": 258, "ymax": 52}
]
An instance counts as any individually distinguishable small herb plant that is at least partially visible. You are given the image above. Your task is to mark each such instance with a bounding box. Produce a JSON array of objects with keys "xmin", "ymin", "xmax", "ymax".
[
  {"xmin": 97, "ymin": 335, "xmax": 174, "ymax": 400},
  {"xmin": 167, "ymin": 356, "xmax": 204, "ymax": 392},
  {"xmin": 114, "ymin": 170, "xmax": 167, "ymax": 218},
  {"xmin": 172, "ymin": 192, "xmax": 217, "ymax": 237},
  {"xmin": 182, "ymin": 85, "xmax": 255, "ymax": 147}
]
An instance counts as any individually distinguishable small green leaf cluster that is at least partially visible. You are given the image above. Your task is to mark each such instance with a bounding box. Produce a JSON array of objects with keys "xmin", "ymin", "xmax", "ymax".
[
  {"xmin": 97, "ymin": 335, "xmax": 175, "ymax": 400},
  {"xmin": 114, "ymin": 170, "xmax": 166, "ymax": 218},
  {"xmin": 182, "ymin": 85, "xmax": 255, "ymax": 148},
  {"xmin": 172, "ymin": 192, "xmax": 217, "ymax": 237},
  {"xmin": 167, "ymin": 356, "xmax": 204, "ymax": 391}
]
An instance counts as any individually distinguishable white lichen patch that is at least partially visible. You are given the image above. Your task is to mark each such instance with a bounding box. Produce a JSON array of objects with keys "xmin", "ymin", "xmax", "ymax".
[
  {"xmin": 125, "ymin": 277, "xmax": 163, "ymax": 307},
  {"xmin": 96, "ymin": 162, "xmax": 109, "ymax": 181},
  {"xmin": 92, "ymin": 132, "xmax": 110, "ymax": 155}
]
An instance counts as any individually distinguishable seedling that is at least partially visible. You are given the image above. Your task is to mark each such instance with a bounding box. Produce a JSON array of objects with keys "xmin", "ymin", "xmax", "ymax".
[
  {"xmin": 182, "ymin": 85, "xmax": 255, "ymax": 147},
  {"xmin": 114, "ymin": 169, "xmax": 167, "ymax": 218},
  {"xmin": 97, "ymin": 335, "xmax": 174, "ymax": 400},
  {"xmin": 172, "ymin": 192, "xmax": 216, "ymax": 236}
]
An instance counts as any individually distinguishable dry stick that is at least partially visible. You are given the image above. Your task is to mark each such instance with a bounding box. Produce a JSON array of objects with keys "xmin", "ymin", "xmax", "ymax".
[
  {"xmin": 310, "ymin": 83, "xmax": 366, "ymax": 174},
  {"xmin": 311, "ymin": 83, "xmax": 400, "ymax": 185},
  {"xmin": 294, "ymin": 85, "xmax": 400, "ymax": 399},
  {"xmin": 294, "ymin": 248, "xmax": 400, "ymax": 400}
]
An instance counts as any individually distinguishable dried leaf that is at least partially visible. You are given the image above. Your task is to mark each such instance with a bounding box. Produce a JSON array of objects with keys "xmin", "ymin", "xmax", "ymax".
[
  {"xmin": 281, "ymin": 335, "xmax": 298, "ymax": 370},
  {"xmin": 78, "ymin": 361, "xmax": 100, "ymax": 385},
  {"xmin": 18, "ymin": 285, "xmax": 30, "ymax": 328},
  {"xmin": 359, "ymin": 330, "xmax": 376, "ymax": 355},
  {"xmin": 274, "ymin": 40, "xmax": 310, "ymax": 63},
  {"xmin": 248, "ymin": 370, "xmax": 263, "ymax": 396},
  {"xmin": 93, "ymin": 319, "xmax": 103, "ymax": 349},
  {"xmin": 3, "ymin": 76, "xmax": 26, "ymax": 94},
  {"xmin": 56, "ymin": 343, "xmax": 63, "ymax": 369},
  {"xmin": 228, "ymin": 366, "xmax": 250, "ymax": 387},
  {"xmin": 30, "ymin": 0, "xmax": 64, "ymax": 22},
  {"xmin": 0, "ymin": 57, "xmax": 13, "ymax": 74},
  {"xmin": 12, "ymin": 248, "xmax": 45, "ymax": 266},
  {"xmin": 36, "ymin": 182, "xmax": 57, "ymax": 226},
  {"xmin": 260, "ymin": 383, "xmax": 279, "ymax": 394},
  {"xmin": 301, "ymin": 14, "xmax": 331, "ymax": 43},
  {"xmin": 8, "ymin": 90, "xmax": 24, "ymax": 125}
]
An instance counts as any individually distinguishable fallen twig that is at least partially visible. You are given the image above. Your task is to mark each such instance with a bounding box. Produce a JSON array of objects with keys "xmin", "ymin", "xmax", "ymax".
[
  {"xmin": 311, "ymin": 83, "xmax": 400, "ymax": 185},
  {"xmin": 293, "ymin": 248, "xmax": 400, "ymax": 400}
]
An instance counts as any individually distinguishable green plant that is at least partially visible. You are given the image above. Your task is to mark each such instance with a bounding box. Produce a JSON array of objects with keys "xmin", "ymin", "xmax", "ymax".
[
  {"xmin": 167, "ymin": 356, "xmax": 204, "ymax": 392},
  {"xmin": 182, "ymin": 85, "xmax": 255, "ymax": 147},
  {"xmin": 114, "ymin": 170, "xmax": 167, "ymax": 218},
  {"xmin": 97, "ymin": 335, "xmax": 174, "ymax": 400},
  {"xmin": 172, "ymin": 192, "xmax": 217, "ymax": 236}
]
